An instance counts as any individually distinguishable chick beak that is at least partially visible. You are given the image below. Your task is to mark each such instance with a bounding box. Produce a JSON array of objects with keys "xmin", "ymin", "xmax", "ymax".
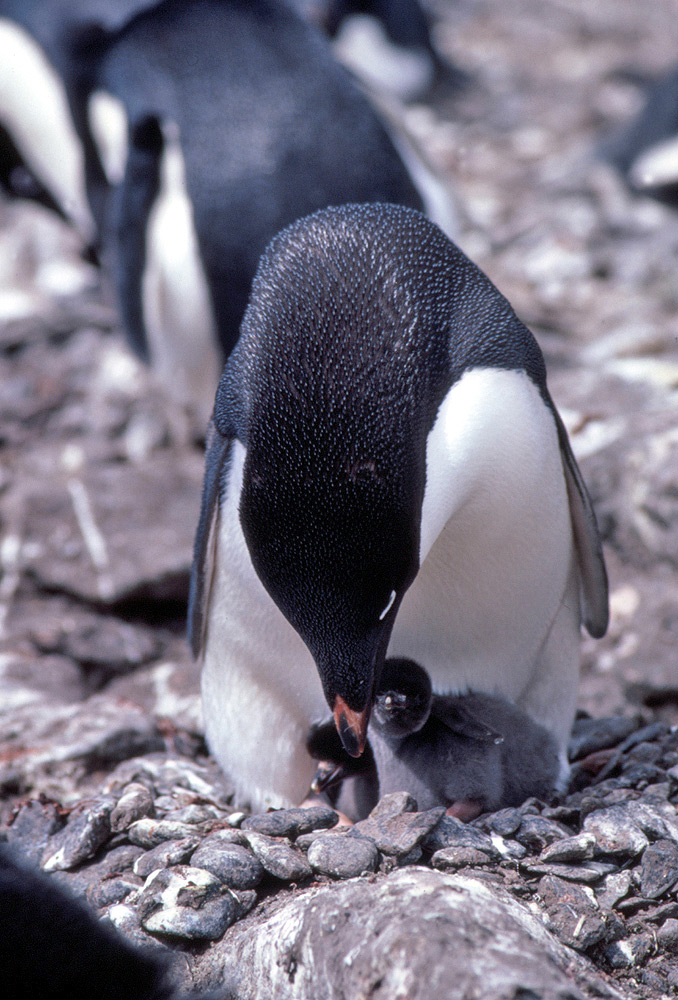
[{"xmin": 333, "ymin": 695, "xmax": 370, "ymax": 758}]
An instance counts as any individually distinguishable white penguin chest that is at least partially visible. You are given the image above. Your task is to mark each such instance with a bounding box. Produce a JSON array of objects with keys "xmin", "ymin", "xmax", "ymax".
[{"xmin": 389, "ymin": 367, "xmax": 573, "ymax": 699}]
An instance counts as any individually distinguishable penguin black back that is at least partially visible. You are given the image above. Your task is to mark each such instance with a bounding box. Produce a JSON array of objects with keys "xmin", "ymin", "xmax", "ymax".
[{"xmin": 97, "ymin": 0, "xmax": 427, "ymax": 359}]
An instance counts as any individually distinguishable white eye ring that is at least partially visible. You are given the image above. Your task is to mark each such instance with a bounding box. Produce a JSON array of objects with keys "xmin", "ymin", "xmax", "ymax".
[{"xmin": 379, "ymin": 590, "xmax": 397, "ymax": 621}]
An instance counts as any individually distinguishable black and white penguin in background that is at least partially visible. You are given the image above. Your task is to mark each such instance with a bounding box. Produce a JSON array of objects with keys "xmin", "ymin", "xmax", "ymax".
[
  {"xmin": 189, "ymin": 202, "xmax": 609, "ymax": 816},
  {"xmin": 602, "ymin": 62, "xmax": 678, "ymax": 208},
  {"xmin": 0, "ymin": 0, "xmax": 455, "ymax": 424},
  {"xmin": 292, "ymin": 0, "xmax": 464, "ymax": 101}
]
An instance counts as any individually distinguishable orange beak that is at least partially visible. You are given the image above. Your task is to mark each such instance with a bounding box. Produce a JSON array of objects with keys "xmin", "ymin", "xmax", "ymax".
[{"xmin": 333, "ymin": 695, "xmax": 370, "ymax": 758}]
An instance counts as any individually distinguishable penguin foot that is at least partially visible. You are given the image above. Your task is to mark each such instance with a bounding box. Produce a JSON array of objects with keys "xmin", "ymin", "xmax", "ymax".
[
  {"xmin": 574, "ymin": 748, "xmax": 617, "ymax": 775},
  {"xmin": 445, "ymin": 799, "xmax": 484, "ymax": 822}
]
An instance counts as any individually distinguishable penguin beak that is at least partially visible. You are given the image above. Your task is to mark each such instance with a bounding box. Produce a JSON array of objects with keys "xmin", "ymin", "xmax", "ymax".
[{"xmin": 333, "ymin": 696, "xmax": 370, "ymax": 758}]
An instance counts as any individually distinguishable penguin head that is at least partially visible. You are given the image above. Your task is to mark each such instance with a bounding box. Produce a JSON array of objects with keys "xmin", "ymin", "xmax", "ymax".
[
  {"xmin": 372, "ymin": 657, "xmax": 433, "ymax": 737},
  {"xmin": 221, "ymin": 205, "xmax": 448, "ymax": 758},
  {"xmin": 239, "ymin": 437, "xmax": 420, "ymax": 757}
]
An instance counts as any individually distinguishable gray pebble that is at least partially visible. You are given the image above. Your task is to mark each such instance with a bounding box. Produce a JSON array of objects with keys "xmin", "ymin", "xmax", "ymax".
[
  {"xmin": 583, "ymin": 807, "xmax": 649, "ymax": 857},
  {"xmin": 353, "ymin": 806, "xmax": 445, "ymax": 857},
  {"xmin": 522, "ymin": 862, "xmax": 614, "ymax": 884},
  {"xmin": 245, "ymin": 832, "xmax": 313, "ymax": 882},
  {"xmin": 537, "ymin": 875, "xmax": 607, "ymax": 952},
  {"xmin": 163, "ymin": 805, "xmax": 219, "ymax": 825},
  {"xmin": 110, "ymin": 782, "xmax": 154, "ymax": 832},
  {"xmin": 432, "ymin": 846, "xmax": 496, "ymax": 870},
  {"xmin": 190, "ymin": 842, "xmax": 265, "ymax": 890},
  {"xmin": 596, "ymin": 871, "xmax": 633, "ymax": 910},
  {"xmin": 421, "ymin": 815, "xmax": 500, "ymax": 858},
  {"xmin": 127, "ymin": 818, "xmax": 204, "ymax": 848},
  {"xmin": 138, "ymin": 865, "xmax": 239, "ymax": 941},
  {"xmin": 5, "ymin": 800, "xmax": 65, "ymax": 865},
  {"xmin": 484, "ymin": 808, "xmax": 523, "ymax": 837},
  {"xmin": 86, "ymin": 875, "xmax": 142, "ymax": 909},
  {"xmin": 639, "ymin": 839, "xmax": 678, "ymax": 899},
  {"xmin": 307, "ymin": 834, "xmax": 378, "ymax": 878},
  {"xmin": 657, "ymin": 918, "xmax": 678, "ymax": 953},
  {"xmin": 369, "ymin": 792, "xmax": 418, "ymax": 817},
  {"xmin": 605, "ymin": 933, "xmax": 655, "ymax": 969},
  {"xmin": 133, "ymin": 838, "xmax": 201, "ymax": 879},
  {"xmin": 514, "ymin": 815, "xmax": 571, "ymax": 852},
  {"xmin": 41, "ymin": 798, "xmax": 113, "ymax": 871},
  {"xmin": 241, "ymin": 804, "xmax": 337, "ymax": 838},
  {"xmin": 539, "ymin": 832, "xmax": 596, "ymax": 863}
]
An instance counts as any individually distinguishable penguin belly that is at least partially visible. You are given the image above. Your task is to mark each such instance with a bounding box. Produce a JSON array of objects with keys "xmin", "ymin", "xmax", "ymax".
[
  {"xmin": 201, "ymin": 441, "xmax": 327, "ymax": 811},
  {"xmin": 389, "ymin": 367, "xmax": 579, "ymax": 760}
]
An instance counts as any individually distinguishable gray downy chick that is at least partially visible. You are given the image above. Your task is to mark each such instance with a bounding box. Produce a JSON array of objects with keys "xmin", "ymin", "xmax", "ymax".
[{"xmin": 370, "ymin": 658, "xmax": 561, "ymax": 819}]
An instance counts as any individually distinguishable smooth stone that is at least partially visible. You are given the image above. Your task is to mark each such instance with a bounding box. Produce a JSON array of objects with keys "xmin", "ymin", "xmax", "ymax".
[
  {"xmin": 657, "ymin": 918, "xmax": 678, "ymax": 953},
  {"xmin": 41, "ymin": 799, "xmax": 113, "ymax": 871},
  {"xmin": 133, "ymin": 838, "xmax": 201, "ymax": 879},
  {"xmin": 522, "ymin": 863, "xmax": 612, "ymax": 885},
  {"xmin": 421, "ymin": 815, "xmax": 499, "ymax": 858},
  {"xmin": 539, "ymin": 832, "xmax": 596, "ymax": 864},
  {"xmin": 568, "ymin": 716, "xmax": 640, "ymax": 761},
  {"xmin": 307, "ymin": 835, "xmax": 378, "ymax": 879},
  {"xmin": 190, "ymin": 842, "xmax": 265, "ymax": 890},
  {"xmin": 369, "ymin": 793, "xmax": 418, "ymax": 818},
  {"xmin": 583, "ymin": 807, "xmax": 650, "ymax": 857},
  {"xmin": 241, "ymin": 805, "xmax": 338, "ymax": 838},
  {"xmin": 596, "ymin": 871, "xmax": 633, "ymax": 910},
  {"xmin": 138, "ymin": 866, "xmax": 239, "ymax": 941},
  {"xmin": 514, "ymin": 815, "xmax": 571, "ymax": 852},
  {"xmin": 483, "ymin": 809, "xmax": 523, "ymax": 837},
  {"xmin": 110, "ymin": 782, "xmax": 155, "ymax": 832},
  {"xmin": 353, "ymin": 807, "xmax": 445, "ymax": 858},
  {"xmin": 127, "ymin": 818, "xmax": 204, "ymax": 849},
  {"xmin": 604, "ymin": 934, "xmax": 654, "ymax": 969},
  {"xmin": 244, "ymin": 833, "xmax": 313, "ymax": 882}
]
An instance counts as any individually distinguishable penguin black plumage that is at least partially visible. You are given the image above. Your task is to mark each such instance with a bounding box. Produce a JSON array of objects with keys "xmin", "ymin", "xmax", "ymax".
[
  {"xmin": 0, "ymin": 845, "xmax": 176, "ymax": 1000},
  {"xmin": 0, "ymin": 1, "xmax": 452, "ymax": 421},
  {"xmin": 369, "ymin": 658, "xmax": 561, "ymax": 817},
  {"xmin": 188, "ymin": 202, "xmax": 608, "ymax": 813}
]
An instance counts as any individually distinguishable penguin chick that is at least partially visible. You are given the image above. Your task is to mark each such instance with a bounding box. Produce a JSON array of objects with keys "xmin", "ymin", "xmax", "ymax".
[
  {"xmin": 307, "ymin": 718, "xmax": 379, "ymax": 820},
  {"xmin": 189, "ymin": 202, "xmax": 608, "ymax": 812},
  {"xmin": 369, "ymin": 657, "xmax": 560, "ymax": 816}
]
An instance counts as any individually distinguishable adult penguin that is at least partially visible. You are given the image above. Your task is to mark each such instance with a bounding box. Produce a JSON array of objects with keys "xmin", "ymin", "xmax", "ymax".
[
  {"xmin": 0, "ymin": 1, "xmax": 452, "ymax": 422},
  {"xmin": 189, "ymin": 203, "xmax": 608, "ymax": 814}
]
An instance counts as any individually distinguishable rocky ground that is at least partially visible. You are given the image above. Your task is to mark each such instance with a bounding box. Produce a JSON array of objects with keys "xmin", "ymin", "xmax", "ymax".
[{"xmin": 1, "ymin": 0, "xmax": 678, "ymax": 997}]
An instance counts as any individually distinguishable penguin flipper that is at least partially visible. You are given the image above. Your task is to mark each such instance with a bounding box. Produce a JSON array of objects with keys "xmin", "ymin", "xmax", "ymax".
[
  {"xmin": 430, "ymin": 697, "xmax": 503, "ymax": 744},
  {"xmin": 187, "ymin": 422, "xmax": 232, "ymax": 660},
  {"xmin": 553, "ymin": 409, "xmax": 609, "ymax": 639}
]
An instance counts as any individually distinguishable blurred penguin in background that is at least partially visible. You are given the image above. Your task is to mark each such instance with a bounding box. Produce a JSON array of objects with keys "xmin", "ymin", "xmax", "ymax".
[
  {"xmin": 0, "ymin": 0, "xmax": 457, "ymax": 425},
  {"xmin": 603, "ymin": 62, "xmax": 678, "ymax": 208},
  {"xmin": 292, "ymin": 0, "xmax": 448, "ymax": 101}
]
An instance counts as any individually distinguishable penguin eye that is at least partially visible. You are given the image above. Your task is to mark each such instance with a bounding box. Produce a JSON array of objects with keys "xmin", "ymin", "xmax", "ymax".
[{"xmin": 378, "ymin": 590, "xmax": 397, "ymax": 621}]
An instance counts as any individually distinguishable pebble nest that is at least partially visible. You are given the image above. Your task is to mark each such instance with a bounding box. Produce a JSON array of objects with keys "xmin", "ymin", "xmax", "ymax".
[{"xmin": 3, "ymin": 714, "xmax": 678, "ymax": 997}]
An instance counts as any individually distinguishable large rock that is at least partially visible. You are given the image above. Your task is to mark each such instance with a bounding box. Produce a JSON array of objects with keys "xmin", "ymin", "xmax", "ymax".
[{"xmin": 194, "ymin": 868, "xmax": 627, "ymax": 999}]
